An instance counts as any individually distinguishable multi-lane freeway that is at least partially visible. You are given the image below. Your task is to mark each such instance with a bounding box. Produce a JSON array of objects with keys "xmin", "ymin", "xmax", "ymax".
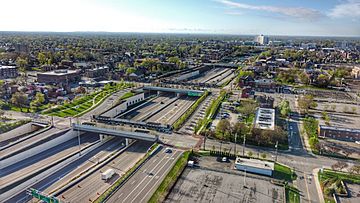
[
  {"xmin": 106, "ymin": 147, "xmax": 183, "ymax": 203},
  {"xmin": 56, "ymin": 141, "xmax": 152, "ymax": 203}
]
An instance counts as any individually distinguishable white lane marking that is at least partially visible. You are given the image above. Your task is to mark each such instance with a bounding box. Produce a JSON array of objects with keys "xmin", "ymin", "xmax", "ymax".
[
  {"xmin": 121, "ymin": 151, "xmax": 169, "ymax": 203},
  {"xmin": 132, "ymin": 151, "xmax": 180, "ymax": 203}
]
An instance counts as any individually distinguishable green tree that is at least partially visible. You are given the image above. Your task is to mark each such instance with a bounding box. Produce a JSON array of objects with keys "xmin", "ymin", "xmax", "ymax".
[
  {"xmin": 279, "ymin": 100, "xmax": 291, "ymax": 118},
  {"xmin": 298, "ymin": 95, "xmax": 317, "ymax": 114},
  {"xmin": 216, "ymin": 119, "xmax": 231, "ymax": 140},
  {"xmin": 37, "ymin": 52, "xmax": 47, "ymax": 65},
  {"xmin": 299, "ymin": 72, "xmax": 310, "ymax": 85},
  {"xmin": 126, "ymin": 67, "xmax": 137, "ymax": 75},
  {"xmin": 11, "ymin": 92, "xmax": 28, "ymax": 111},
  {"xmin": 30, "ymin": 92, "xmax": 45, "ymax": 111}
]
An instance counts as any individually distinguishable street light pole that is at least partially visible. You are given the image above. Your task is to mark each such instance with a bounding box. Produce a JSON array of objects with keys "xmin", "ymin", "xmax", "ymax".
[
  {"xmin": 275, "ymin": 141, "xmax": 278, "ymax": 162},
  {"xmin": 77, "ymin": 118, "xmax": 81, "ymax": 156},
  {"xmin": 234, "ymin": 133, "xmax": 237, "ymax": 156},
  {"xmin": 242, "ymin": 134, "xmax": 246, "ymax": 156}
]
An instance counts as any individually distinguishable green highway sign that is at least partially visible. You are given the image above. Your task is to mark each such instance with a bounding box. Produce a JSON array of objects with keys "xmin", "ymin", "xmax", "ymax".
[
  {"xmin": 188, "ymin": 92, "xmax": 202, "ymax": 97},
  {"xmin": 30, "ymin": 189, "xmax": 59, "ymax": 203}
]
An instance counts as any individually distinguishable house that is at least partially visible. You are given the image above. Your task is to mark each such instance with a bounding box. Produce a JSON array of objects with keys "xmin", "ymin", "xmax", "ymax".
[
  {"xmin": 0, "ymin": 65, "xmax": 18, "ymax": 79},
  {"xmin": 238, "ymin": 75, "xmax": 255, "ymax": 88}
]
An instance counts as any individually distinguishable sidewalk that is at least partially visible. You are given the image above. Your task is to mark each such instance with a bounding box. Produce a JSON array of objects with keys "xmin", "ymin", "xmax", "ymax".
[{"xmin": 313, "ymin": 168, "xmax": 325, "ymax": 203}]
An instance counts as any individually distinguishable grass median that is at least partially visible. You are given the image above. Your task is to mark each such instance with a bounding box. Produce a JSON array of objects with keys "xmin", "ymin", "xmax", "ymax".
[{"xmin": 148, "ymin": 151, "xmax": 190, "ymax": 203}]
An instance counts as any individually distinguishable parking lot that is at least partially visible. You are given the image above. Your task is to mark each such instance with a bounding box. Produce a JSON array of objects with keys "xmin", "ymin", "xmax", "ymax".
[{"xmin": 166, "ymin": 156, "xmax": 284, "ymax": 203}]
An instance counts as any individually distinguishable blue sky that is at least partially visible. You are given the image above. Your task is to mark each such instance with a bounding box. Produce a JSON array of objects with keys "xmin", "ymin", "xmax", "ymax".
[{"xmin": 0, "ymin": 0, "xmax": 359, "ymax": 36}]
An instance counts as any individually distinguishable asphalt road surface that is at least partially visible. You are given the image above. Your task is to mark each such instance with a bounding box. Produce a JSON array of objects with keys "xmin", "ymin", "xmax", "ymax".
[
  {"xmin": 6, "ymin": 137, "xmax": 124, "ymax": 203},
  {"xmin": 106, "ymin": 147, "xmax": 183, "ymax": 203},
  {"xmin": 56, "ymin": 141, "xmax": 152, "ymax": 203}
]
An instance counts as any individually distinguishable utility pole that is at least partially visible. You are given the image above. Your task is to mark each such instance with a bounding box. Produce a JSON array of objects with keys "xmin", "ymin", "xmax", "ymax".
[
  {"xmin": 77, "ymin": 118, "xmax": 82, "ymax": 156},
  {"xmin": 242, "ymin": 134, "xmax": 246, "ymax": 156},
  {"xmin": 203, "ymin": 132, "xmax": 207, "ymax": 151},
  {"xmin": 234, "ymin": 133, "xmax": 237, "ymax": 156},
  {"xmin": 275, "ymin": 141, "xmax": 278, "ymax": 162}
]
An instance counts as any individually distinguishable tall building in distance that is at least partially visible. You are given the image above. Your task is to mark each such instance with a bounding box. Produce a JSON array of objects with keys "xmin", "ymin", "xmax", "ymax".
[{"xmin": 254, "ymin": 34, "xmax": 269, "ymax": 45}]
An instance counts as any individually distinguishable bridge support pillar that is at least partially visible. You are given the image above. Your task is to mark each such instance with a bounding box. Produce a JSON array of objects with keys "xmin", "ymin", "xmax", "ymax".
[
  {"xmin": 99, "ymin": 134, "xmax": 109, "ymax": 141},
  {"xmin": 125, "ymin": 138, "xmax": 129, "ymax": 146},
  {"xmin": 176, "ymin": 93, "xmax": 180, "ymax": 98},
  {"xmin": 157, "ymin": 91, "xmax": 161, "ymax": 96}
]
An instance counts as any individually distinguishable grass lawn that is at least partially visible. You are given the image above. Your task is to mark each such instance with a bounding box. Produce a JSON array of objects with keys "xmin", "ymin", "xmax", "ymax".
[
  {"xmin": 285, "ymin": 185, "xmax": 300, "ymax": 203},
  {"xmin": 273, "ymin": 163, "xmax": 297, "ymax": 182},
  {"xmin": 318, "ymin": 169, "xmax": 360, "ymax": 203},
  {"xmin": 148, "ymin": 151, "xmax": 190, "ymax": 203},
  {"xmin": 43, "ymin": 83, "xmax": 131, "ymax": 117},
  {"xmin": 0, "ymin": 119, "xmax": 31, "ymax": 134}
]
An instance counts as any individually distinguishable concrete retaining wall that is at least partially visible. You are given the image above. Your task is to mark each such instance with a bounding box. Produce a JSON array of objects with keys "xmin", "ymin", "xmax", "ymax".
[
  {"xmin": 1, "ymin": 129, "xmax": 76, "ymax": 169},
  {"xmin": 0, "ymin": 139, "xmax": 103, "ymax": 202},
  {"xmin": 1, "ymin": 123, "xmax": 42, "ymax": 142},
  {"xmin": 102, "ymin": 93, "xmax": 145, "ymax": 118}
]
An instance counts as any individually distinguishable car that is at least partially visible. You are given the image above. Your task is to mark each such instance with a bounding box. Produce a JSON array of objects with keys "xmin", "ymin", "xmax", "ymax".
[
  {"xmin": 165, "ymin": 148, "xmax": 172, "ymax": 153},
  {"xmin": 222, "ymin": 157, "xmax": 228, "ymax": 162},
  {"xmin": 355, "ymin": 141, "xmax": 360, "ymax": 145}
]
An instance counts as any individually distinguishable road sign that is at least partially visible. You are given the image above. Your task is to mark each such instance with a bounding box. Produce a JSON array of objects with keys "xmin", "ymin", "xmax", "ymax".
[
  {"xmin": 30, "ymin": 188, "xmax": 59, "ymax": 203},
  {"xmin": 188, "ymin": 92, "xmax": 201, "ymax": 97}
]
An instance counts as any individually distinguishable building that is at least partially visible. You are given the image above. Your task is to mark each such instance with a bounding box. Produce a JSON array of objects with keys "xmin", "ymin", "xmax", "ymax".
[
  {"xmin": 254, "ymin": 34, "xmax": 269, "ymax": 45},
  {"xmin": 37, "ymin": 69, "xmax": 80, "ymax": 84},
  {"xmin": 234, "ymin": 157, "xmax": 274, "ymax": 176},
  {"xmin": 351, "ymin": 66, "xmax": 360, "ymax": 79},
  {"xmin": 85, "ymin": 66, "xmax": 109, "ymax": 78},
  {"xmin": 318, "ymin": 125, "xmax": 360, "ymax": 141},
  {"xmin": 254, "ymin": 108, "xmax": 275, "ymax": 130},
  {"xmin": 0, "ymin": 65, "xmax": 18, "ymax": 79},
  {"xmin": 14, "ymin": 43, "xmax": 29, "ymax": 53}
]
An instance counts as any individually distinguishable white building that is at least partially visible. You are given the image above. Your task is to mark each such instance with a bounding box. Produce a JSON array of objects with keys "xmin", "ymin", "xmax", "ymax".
[
  {"xmin": 234, "ymin": 157, "xmax": 274, "ymax": 176},
  {"xmin": 254, "ymin": 108, "xmax": 275, "ymax": 130},
  {"xmin": 254, "ymin": 34, "xmax": 269, "ymax": 45}
]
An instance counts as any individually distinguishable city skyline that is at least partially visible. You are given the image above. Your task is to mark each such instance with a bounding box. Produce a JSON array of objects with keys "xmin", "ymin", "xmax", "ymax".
[{"xmin": 0, "ymin": 0, "xmax": 359, "ymax": 36}]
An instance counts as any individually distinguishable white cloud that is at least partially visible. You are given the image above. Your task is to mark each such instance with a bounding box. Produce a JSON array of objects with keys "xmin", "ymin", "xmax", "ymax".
[
  {"xmin": 329, "ymin": 0, "xmax": 360, "ymax": 18},
  {"xmin": 216, "ymin": 0, "xmax": 323, "ymax": 21}
]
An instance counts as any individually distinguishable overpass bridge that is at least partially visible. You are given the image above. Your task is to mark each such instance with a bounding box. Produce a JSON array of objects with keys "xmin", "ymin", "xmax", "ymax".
[
  {"xmin": 143, "ymin": 86, "xmax": 204, "ymax": 97},
  {"xmin": 72, "ymin": 123, "xmax": 158, "ymax": 142}
]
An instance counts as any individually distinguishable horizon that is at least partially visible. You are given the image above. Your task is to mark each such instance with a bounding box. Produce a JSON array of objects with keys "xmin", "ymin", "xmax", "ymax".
[{"xmin": 0, "ymin": 0, "xmax": 359, "ymax": 37}]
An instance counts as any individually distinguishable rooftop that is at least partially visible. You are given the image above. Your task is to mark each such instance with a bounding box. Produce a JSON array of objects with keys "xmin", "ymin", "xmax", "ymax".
[
  {"xmin": 38, "ymin": 69, "xmax": 79, "ymax": 76},
  {"xmin": 254, "ymin": 108, "xmax": 275, "ymax": 130},
  {"xmin": 235, "ymin": 157, "xmax": 274, "ymax": 171}
]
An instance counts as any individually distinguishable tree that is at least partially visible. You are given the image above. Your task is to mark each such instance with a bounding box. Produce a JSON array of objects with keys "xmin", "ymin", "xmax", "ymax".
[
  {"xmin": 216, "ymin": 119, "xmax": 231, "ymax": 140},
  {"xmin": 231, "ymin": 122, "xmax": 249, "ymax": 141},
  {"xmin": 126, "ymin": 67, "xmax": 136, "ymax": 75},
  {"xmin": 331, "ymin": 161, "xmax": 348, "ymax": 171},
  {"xmin": 316, "ymin": 74, "xmax": 329, "ymax": 87},
  {"xmin": 11, "ymin": 92, "xmax": 28, "ymax": 111},
  {"xmin": 37, "ymin": 52, "xmax": 47, "ymax": 65},
  {"xmin": 331, "ymin": 104, "xmax": 336, "ymax": 112},
  {"xmin": 260, "ymin": 153, "xmax": 267, "ymax": 159},
  {"xmin": 237, "ymin": 101, "xmax": 257, "ymax": 121},
  {"xmin": 298, "ymin": 95, "xmax": 317, "ymax": 114},
  {"xmin": 351, "ymin": 106, "xmax": 357, "ymax": 114},
  {"xmin": 299, "ymin": 72, "xmax": 310, "ymax": 85},
  {"xmin": 279, "ymin": 100, "xmax": 291, "ymax": 118},
  {"xmin": 247, "ymin": 151, "xmax": 253, "ymax": 157},
  {"xmin": 349, "ymin": 165, "xmax": 360, "ymax": 175},
  {"xmin": 30, "ymin": 92, "xmax": 45, "ymax": 111}
]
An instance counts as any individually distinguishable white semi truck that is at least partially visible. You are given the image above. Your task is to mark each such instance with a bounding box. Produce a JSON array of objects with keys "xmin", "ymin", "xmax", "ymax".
[{"xmin": 101, "ymin": 169, "xmax": 115, "ymax": 181}]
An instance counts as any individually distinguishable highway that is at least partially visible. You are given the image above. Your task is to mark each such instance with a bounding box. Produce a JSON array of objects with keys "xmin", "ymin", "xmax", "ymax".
[
  {"xmin": 0, "ymin": 123, "xmax": 43, "ymax": 148},
  {"xmin": 205, "ymin": 68, "xmax": 230, "ymax": 84},
  {"xmin": 147, "ymin": 96, "xmax": 197, "ymax": 125},
  {"xmin": 56, "ymin": 141, "xmax": 153, "ymax": 203},
  {"xmin": 1, "ymin": 134, "xmax": 97, "ymax": 189},
  {"xmin": 0, "ymin": 127, "xmax": 61, "ymax": 158},
  {"xmin": 106, "ymin": 148, "xmax": 183, "ymax": 203},
  {"xmin": 129, "ymin": 96, "xmax": 175, "ymax": 122},
  {"xmin": 6, "ymin": 137, "xmax": 125, "ymax": 203}
]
